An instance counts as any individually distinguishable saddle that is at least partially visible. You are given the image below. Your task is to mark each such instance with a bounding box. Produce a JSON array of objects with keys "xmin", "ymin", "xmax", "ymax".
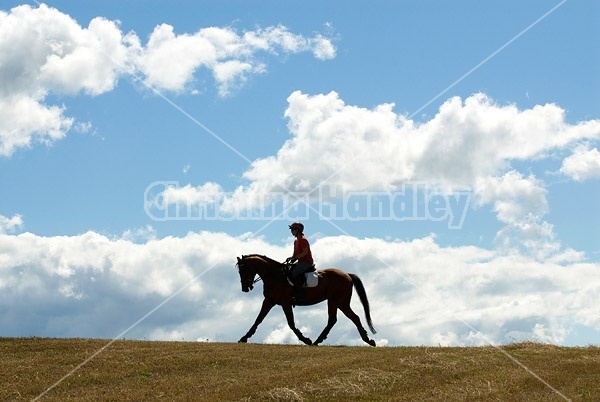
[{"xmin": 285, "ymin": 264, "xmax": 318, "ymax": 288}]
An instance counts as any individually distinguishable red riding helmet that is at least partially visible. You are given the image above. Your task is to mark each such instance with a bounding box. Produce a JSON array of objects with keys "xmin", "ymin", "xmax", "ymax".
[{"xmin": 288, "ymin": 222, "xmax": 304, "ymax": 233}]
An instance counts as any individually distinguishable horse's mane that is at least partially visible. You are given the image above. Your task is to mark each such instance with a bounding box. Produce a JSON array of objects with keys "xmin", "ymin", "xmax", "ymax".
[{"xmin": 241, "ymin": 254, "xmax": 284, "ymax": 267}]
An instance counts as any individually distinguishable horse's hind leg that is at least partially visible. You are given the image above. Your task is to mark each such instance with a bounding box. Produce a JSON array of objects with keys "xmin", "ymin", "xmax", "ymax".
[
  {"xmin": 314, "ymin": 301, "xmax": 338, "ymax": 346},
  {"xmin": 339, "ymin": 304, "xmax": 376, "ymax": 347}
]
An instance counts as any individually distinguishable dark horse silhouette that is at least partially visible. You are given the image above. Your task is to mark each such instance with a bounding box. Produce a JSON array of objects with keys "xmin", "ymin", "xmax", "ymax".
[{"xmin": 236, "ymin": 254, "xmax": 376, "ymax": 346}]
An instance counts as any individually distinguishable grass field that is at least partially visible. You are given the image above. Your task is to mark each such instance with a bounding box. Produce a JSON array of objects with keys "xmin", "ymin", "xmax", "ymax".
[{"xmin": 1, "ymin": 338, "xmax": 598, "ymax": 401}]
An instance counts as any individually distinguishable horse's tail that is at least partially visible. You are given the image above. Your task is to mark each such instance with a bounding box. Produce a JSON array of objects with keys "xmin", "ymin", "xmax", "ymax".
[{"xmin": 349, "ymin": 274, "xmax": 376, "ymax": 334}]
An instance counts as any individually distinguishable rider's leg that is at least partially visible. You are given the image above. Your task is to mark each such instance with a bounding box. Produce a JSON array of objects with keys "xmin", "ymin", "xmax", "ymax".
[{"xmin": 291, "ymin": 261, "xmax": 310, "ymax": 303}]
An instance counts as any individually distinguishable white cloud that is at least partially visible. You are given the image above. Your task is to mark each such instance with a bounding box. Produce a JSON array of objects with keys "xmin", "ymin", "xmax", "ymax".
[
  {"xmin": 134, "ymin": 23, "xmax": 335, "ymax": 95},
  {"xmin": 120, "ymin": 225, "xmax": 157, "ymax": 243},
  {"xmin": 560, "ymin": 144, "xmax": 600, "ymax": 182},
  {"xmin": 242, "ymin": 25, "xmax": 337, "ymax": 59},
  {"xmin": 264, "ymin": 323, "xmax": 311, "ymax": 345},
  {"xmin": 0, "ymin": 4, "xmax": 336, "ymax": 156},
  {"xmin": 162, "ymin": 182, "xmax": 225, "ymax": 206},
  {"xmin": 211, "ymin": 60, "xmax": 258, "ymax": 96},
  {"xmin": 37, "ymin": 17, "xmax": 134, "ymax": 96},
  {"xmin": 473, "ymin": 171, "xmax": 559, "ymax": 258},
  {"xmin": 267, "ymin": 91, "xmax": 598, "ymax": 192},
  {"xmin": 211, "ymin": 91, "xmax": 599, "ymax": 201},
  {"xmin": 475, "ymin": 171, "xmax": 548, "ymax": 224},
  {"xmin": 0, "ymin": 214, "xmax": 23, "ymax": 234},
  {"xmin": 163, "ymin": 91, "xmax": 600, "ymax": 255},
  {"xmin": 0, "ymin": 95, "xmax": 73, "ymax": 156},
  {"xmin": 132, "ymin": 23, "xmax": 217, "ymax": 92},
  {"xmin": 311, "ymin": 34, "xmax": 337, "ymax": 60},
  {"xmin": 0, "ymin": 4, "xmax": 132, "ymax": 156},
  {"xmin": 0, "ymin": 229, "xmax": 598, "ymax": 346}
]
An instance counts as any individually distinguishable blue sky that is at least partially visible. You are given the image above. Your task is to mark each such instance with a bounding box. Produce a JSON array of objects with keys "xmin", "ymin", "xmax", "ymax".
[{"xmin": 1, "ymin": 0, "xmax": 599, "ymax": 350}]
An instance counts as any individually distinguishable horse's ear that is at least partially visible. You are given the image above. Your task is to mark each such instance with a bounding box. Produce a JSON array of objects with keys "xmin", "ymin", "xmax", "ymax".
[{"xmin": 237, "ymin": 256, "xmax": 241, "ymax": 262}]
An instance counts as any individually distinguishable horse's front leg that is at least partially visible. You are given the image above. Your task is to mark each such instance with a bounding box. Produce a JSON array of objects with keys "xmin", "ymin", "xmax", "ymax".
[
  {"xmin": 282, "ymin": 304, "xmax": 312, "ymax": 345},
  {"xmin": 239, "ymin": 298, "xmax": 274, "ymax": 343}
]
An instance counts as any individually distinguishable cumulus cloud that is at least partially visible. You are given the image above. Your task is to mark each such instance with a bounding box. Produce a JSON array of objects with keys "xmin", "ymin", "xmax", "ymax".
[
  {"xmin": 0, "ymin": 5, "xmax": 131, "ymax": 96},
  {"xmin": 475, "ymin": 171, "xmax": 548, "ymax": 224},
  {"xmin": 271, "ymin": 91, "xmax": 599, "ymax": 192},
  {"xmin": 311, "ymin": 34, "xmax": 337, "ymax": 60},
  {"xmin": 560, "ymin": 144, "xmax": 600, "ymax": 182},
  {"xmin": 133, "ymin": 23, "xmax": 336, "ymax": 95},
  {"xmin": 162, "ymin": 182, "xmax": 225, "ymax": 206},
  {"xmin": 473, "ymin": 171, "xmax": 560, "ymax": 258},
  {"xmin": 0, "ymin": 214, "xmax": 23, "ymax": 234},
  {"xmin": 0, "ymin": 229, "xmax": 598, "ymax": 346},
  {"xmin": 0, "ymin": 95, "xmax": 73, "ymax": 156},
  {"xmin": 0, "ymin": 229, "xmax": 279, "ymax": 339},
  {"xmin": 162, "ymin": 91, "xmax": 600, "ymax": 255},
  {"xmin": 0, "ymin": 4, "xmax": 336, "ymax": 156},
  {"xmin": 0, "ymin": 4, "xmax": 131, "ymax": 156}
]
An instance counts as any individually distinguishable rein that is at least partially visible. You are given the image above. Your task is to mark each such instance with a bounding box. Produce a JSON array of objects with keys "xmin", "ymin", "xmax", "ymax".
[{"xmin": 238, "ymin": 255, "xmax": 291, "ymax": 288}]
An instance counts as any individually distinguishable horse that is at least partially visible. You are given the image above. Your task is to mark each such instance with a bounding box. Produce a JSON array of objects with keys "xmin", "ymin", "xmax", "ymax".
[{"xmin": 236, "ymin": 254, "xmax": 376, "ymax": 346}]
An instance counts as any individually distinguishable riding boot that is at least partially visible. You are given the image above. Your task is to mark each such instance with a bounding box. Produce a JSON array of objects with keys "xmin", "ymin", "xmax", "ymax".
[{"xmin": 292, "ymin": 275, "xmax": 304, "ymax": 306}]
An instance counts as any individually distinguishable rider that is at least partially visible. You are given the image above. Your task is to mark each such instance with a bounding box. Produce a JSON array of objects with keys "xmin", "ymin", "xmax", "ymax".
[{"xmin": 286, "ymin": 222, "xmax": 314, "ymax": 304}]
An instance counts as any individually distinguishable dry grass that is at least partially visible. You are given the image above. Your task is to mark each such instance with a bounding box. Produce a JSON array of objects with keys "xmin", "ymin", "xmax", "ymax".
[{"xmin": 1, "ymin": 337, "xmax": 599, "ymax": 401}]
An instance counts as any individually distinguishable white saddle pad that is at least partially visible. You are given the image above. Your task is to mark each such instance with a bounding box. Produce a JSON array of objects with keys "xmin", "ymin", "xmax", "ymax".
[
  {"xmin": 304, "ymin": 271, "xmax": 318, "ymax": 288},
  {"xmin": 288, "ymin": 271, "xmax": 319, "ymax": 288}
]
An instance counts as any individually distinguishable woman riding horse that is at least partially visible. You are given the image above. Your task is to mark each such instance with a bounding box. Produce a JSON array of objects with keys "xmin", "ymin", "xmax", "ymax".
[
  {"xmin": 237, "ymin": 254, "xmax": 376, "ymax": 346},
  {"xmin": 286, "ymin": 222, "xmax": 315, "ymax": 305}
]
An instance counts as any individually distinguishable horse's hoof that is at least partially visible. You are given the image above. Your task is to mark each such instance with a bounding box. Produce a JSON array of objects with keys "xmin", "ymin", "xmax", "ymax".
[
  {"xmin": 238, "ymin": 338, "xmax": 248, "ymax": 343},
  {"xmin": 367, "ymin": 339, "xmax": 376, "ymax": 347}
]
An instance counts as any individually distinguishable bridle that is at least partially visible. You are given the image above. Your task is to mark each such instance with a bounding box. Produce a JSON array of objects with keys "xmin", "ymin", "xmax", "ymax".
[
  {"xmin": 237, "ymin": 260, "xmax": 262, "ymax": 291},
  {"xmin": 237, "ymin": 256, "xmax": 294, "ymax": 292}
]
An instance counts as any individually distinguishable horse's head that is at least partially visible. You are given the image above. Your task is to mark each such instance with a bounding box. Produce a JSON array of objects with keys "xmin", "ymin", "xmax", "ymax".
[{"xmin": 237, "ymin": 255, "xmax": 257, "ymax": 292}]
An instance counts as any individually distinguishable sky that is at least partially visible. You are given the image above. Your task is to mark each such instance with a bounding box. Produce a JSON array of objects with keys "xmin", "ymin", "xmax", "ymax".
[{"xmin": 0, "ymin": 0, "xmax": 599, "ymax": 348}]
